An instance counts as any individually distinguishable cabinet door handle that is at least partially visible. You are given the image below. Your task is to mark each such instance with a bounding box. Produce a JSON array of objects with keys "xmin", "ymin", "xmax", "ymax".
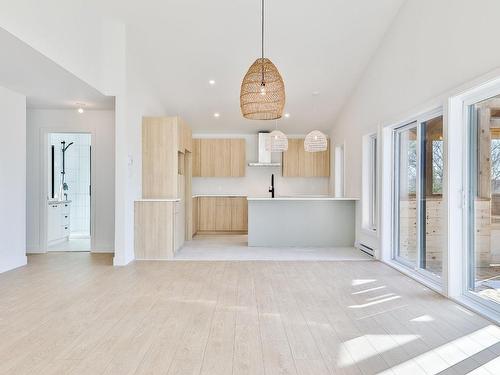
[
  {"xmin": 64, "ymin": 226, "xmax": 68, "ymax": 230},
  {"xmin": 64, "ymin": 215, "xmax": 68, "ymax": 218}
]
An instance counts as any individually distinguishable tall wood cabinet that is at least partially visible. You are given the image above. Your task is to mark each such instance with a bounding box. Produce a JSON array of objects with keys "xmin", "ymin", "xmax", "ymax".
[
  {"xmin": 282, "ymin": 138, "xmax": 330, "ymax": 177},
  {"xmin": 135, "ymin": 116, "xmax": 193, "ymax": 260},
  {"xmin": 192, "ymin": 138, "xmax": 246, "ymax": 177}
]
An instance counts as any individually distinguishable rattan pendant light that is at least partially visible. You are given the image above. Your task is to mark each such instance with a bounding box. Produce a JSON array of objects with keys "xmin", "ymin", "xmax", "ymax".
[
  {"xmin": 304, "ymin": 130, "xmax": 328, "ymax": 152},
  {"xmin": 240, "ymin": 0, "xmax": 285, "ymax": 120},
  {"xmin": 266, "ymin": 120, "xmax": 288, "ymax": 152}
]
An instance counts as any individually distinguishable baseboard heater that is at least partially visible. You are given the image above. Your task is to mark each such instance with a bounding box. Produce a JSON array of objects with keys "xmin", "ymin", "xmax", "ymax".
[{"xmin": 358, "ymin": 243, "xmax": 374, "ymax": 257}]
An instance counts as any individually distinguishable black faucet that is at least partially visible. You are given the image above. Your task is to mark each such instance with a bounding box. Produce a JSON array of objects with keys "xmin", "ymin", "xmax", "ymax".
[{"xmin": 269, "ymin": 174, "xmax": 275, "ymax": 198}]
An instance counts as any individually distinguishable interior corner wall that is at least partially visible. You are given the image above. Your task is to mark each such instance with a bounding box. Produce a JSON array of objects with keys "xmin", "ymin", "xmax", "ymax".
[
  {"xmin": 331, "ymin": 0, "xmax": 500, "ymax": 251},
  {"xmin": 112, "ymin": 42, "xmax": 166, "ymax": 266},
  {"xmin": 26, "ymin": 109, "xmax": 116, "ymax": 253},
  {"xmin": 0, "ymin": 86, "xmax": 27, "ymax": 273}
]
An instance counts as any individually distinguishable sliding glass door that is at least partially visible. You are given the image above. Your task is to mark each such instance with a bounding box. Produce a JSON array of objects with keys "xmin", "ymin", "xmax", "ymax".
[
  {"xmin": 465, "ymin": 95, "xmax": 500, "ymax": 309},
  {"xmin": 393, "ymin": 112, "xmax": 444, "ymax": 281}
]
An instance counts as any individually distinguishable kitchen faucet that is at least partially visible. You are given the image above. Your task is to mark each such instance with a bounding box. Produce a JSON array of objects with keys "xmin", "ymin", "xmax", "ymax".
[{"xmin": 269, "ymin": 174, "xmax": 275, "ymax": 198}]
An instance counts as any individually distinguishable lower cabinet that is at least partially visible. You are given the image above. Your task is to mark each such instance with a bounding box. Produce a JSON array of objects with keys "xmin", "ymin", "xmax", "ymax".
[
  {"xmin": 134, "ymin": 200, "xmax": 176, "ymax": 260},
  {"xmin": 47, "ymin": 201, "xmax": 71, "ymax": 245},
  {"xmin": 196, "ymin": 196, "xmax": 247, "ymax": 233}
]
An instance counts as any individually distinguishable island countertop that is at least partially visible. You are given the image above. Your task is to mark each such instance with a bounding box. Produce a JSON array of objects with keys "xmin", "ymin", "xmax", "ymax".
[{"xmin": 247, "ymin": 196, "xmax": 359, "ymax": 201}]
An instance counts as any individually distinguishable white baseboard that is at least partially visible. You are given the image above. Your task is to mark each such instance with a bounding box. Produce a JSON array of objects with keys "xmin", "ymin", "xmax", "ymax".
[{"xmin": 0, "ymin": 256, "xmax": 27, "ymax": 274}]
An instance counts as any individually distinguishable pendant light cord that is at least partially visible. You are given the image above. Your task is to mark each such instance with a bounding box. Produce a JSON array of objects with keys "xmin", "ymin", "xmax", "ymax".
[
  {"xmin": 261, "ymin": 0, "xmax": 265, "ymax": 84},
  {"xmin": 261, "ymin": 0, "xmax": 264, "ymax": 60}
]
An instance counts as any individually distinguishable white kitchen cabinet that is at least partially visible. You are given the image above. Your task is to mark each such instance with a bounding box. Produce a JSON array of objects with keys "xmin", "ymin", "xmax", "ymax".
[{"xmin": 47, "ymin": 201, "xmax": 71, "ymax": 246}]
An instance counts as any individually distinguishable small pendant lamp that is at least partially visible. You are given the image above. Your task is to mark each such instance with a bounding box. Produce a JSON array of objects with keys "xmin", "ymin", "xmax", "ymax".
[
  {"xmin": 304, "ymin": 130, "xmax": 328, "ymax": 152},
  {"xmin": 266, "ymin": 120, "xmax": 288, "ymax": 152},
  {"xmin": 240, "ymin": 0, "xmax": 285, "ymax": 120}
]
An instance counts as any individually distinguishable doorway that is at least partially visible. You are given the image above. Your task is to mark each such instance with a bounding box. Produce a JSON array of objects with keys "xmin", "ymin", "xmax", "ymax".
[{"xmin": 47, "ymin": 133, "xmax": 91, "ymax": 251}]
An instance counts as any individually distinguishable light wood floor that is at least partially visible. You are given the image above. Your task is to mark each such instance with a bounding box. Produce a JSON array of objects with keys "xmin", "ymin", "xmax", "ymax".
[{"xmin": 0, "ymin": 253, "xmax": 499, "ymax": 375}]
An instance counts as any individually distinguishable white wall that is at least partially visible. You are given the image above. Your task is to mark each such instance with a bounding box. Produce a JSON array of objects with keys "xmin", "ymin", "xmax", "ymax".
[
  {"xmin": 330, "ymin": 0, "xmax": 500, "ymax": 252},
  {"xmin": 0, "ymin": 4, "xmax": 168, "ymax": 265},
  {"xmin": 0, "ymin": 86, "xmax": 27, "ymax": 273},
  {"xmin": 27, "ymin": 110, "xmax": 115, "ymax": 253},
  {"xmin": 192, "ymin": 134, "xmax": 330, "ymax": 197}
]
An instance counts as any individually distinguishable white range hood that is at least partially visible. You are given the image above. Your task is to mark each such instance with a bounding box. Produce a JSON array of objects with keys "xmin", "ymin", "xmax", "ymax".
[{"xmin": 248, "ymin": 132, "xmax": 281, "ymax": 167}]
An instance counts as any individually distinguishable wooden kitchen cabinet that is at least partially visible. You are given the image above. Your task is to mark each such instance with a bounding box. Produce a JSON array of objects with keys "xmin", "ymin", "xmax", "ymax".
[
  {"xmin": 230, "ymin": 139, "xmax": 246, "ymax": 177},
  {"xmin": 134, "ymin": 201, "xmax": 175, "ymax": 260},
  {"xmin": 230, "ymin": 197, "xmax": 248, "ymax": 231},
  {"xmin": 215, "ymin": 197, "xmax": 232, "ymax": 231},
  {"xmin": 198, "ymin": 196, "xmax": 216, "ymax": 231},
  {"xmin": 282, "ymin": 138, "xmax": 330, "ymax": 177},
  {"xmin": 142, "ymin": 116, "xmax": 193, "ymax": 198},
  {"xmin": 196, "ymin": 196, "xmax": 248, "ymax": 233},
  {"xmin": 193, "ymin": 138, "xmax": 246, "ymax": 177},
  {"xmin": 192, "ymin": 139, "xmax": 201, "ymax": 177}
]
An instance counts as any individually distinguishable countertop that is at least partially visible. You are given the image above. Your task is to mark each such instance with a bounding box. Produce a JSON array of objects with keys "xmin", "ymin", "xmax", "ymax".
[
  {"xmin": 193, "ymin": 194, "xmax": 247, "ymax": 198},
  {"xmin": 48, "ymin": 200, "xmax": 72, "ymax": 204},
  {"xmin": 135, "ymin": 198, "xmax": 181, "ymax": 202},
  {"xmin": 247, "ymin": 196, "xmax": 359, "ymax": 201}
]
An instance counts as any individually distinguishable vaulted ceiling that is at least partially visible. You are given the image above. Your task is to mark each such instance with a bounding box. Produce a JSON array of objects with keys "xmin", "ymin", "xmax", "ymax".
[{"xmin": 98, "ymin": 0, "xmax": 405, "ymax": 133}]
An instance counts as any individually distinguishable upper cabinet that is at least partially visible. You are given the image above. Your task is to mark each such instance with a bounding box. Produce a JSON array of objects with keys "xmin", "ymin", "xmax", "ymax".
[
  {"xmin": 142, "ymin": 116, "xmax": 192, "ymax": 198},
  {"xmin": 192, "ymin": 138, "xmax": 246, "ymax": 177},
  {"xmin": 282, "ymin": 138, "xmax": 330, "ymax": 177}
]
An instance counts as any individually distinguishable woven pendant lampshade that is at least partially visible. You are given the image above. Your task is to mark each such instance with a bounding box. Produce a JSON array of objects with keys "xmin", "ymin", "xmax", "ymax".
[
  {"xmin": 304, "ymin": 130, "xmax": 328, "ymax": 152},
  {"xmin": 266, "ymin": 130, "xmax": 288, "ymax": 152},
  {"xmin": 240, "ymin": 58, "xmax": 286, "ymax": 120},
  {"xmin": 240, "ymin": 0, "xmax": 285, "ymax": 120}
]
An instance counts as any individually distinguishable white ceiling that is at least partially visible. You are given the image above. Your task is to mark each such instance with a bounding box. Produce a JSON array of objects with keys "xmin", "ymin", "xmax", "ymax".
[
  {"xmin": 95, "ymin": 0, "xmax": 404, "ymax": 133},
  {"xmin": 0, "ymin": 28, "xmax": 114, "ymax": 110}
]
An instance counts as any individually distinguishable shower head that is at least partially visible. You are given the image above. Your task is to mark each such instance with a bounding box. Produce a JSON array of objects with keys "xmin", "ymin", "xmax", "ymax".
[{"xmin": 62, "ymin": 141, "xmax": 74, "ymax": 152}]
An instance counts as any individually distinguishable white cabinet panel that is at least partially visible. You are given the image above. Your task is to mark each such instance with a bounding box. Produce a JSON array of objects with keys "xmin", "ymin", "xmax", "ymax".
[
  {"xmin": 47, "ymin": 201, "xmax": 71, "ymax": 245},
  {"xmin": 47, "ymin": 204, "xmax": 61, "ymax": 242}
]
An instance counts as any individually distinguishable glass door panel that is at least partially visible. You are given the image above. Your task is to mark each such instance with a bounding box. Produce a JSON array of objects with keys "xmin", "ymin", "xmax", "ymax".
[
  {"xmin": 467, "ymin": 95, "xmax": 500, "ymax": 306},
  {"xmin": 394, "ymin": 114, "xmax": 445, "ymax": 281},
  {"xmin": 394, "ymin": 124, "xmax": 418, "ymax": 267}
]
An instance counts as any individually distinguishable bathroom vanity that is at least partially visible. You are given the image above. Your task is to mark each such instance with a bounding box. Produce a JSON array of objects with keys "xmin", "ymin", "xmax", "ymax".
[{"xmin": 47, "ymin": 200, "xmax": 71, "ymax": 246}]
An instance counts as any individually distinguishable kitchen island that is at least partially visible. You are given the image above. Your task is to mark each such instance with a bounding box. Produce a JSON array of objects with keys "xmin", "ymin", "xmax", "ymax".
[{"xmin": 247, "ymin": 197, "xmax": 358, "ymax": 247}]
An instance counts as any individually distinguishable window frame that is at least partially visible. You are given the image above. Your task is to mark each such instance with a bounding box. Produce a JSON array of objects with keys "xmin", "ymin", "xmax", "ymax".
[{"xmin": 391, "ymin": 108, "xmax": 444, "ymax": 286}]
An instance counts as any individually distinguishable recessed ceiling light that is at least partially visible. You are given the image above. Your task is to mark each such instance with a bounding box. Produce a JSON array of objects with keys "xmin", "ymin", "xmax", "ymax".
[
  {"xmin": 76, "ymin": 103, "xmax": 85, "ymax": 114},
  {"xmin": 213, "ymin": 112, "xmax": 220, "ymax": 118},
  {"xmin": 209, "ymin": 80, "xmax": 216, "ymax": 85},
  {"xmin": 312, "ymin": 91, "xmax": 320, "ymax": 96},
  {"xmin": 284, "ymin": 113, "xmax": 290, "ymax": 118}
]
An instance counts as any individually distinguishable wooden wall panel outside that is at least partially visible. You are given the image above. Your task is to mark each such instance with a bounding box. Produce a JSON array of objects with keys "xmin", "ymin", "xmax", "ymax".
[
  {"xmin": 134, "ymin": 201, "xmax": 175, "ymax": 260},
  {"xmin": 282, "ymin": 138, "xmax": 330, "ymax": 177}
]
